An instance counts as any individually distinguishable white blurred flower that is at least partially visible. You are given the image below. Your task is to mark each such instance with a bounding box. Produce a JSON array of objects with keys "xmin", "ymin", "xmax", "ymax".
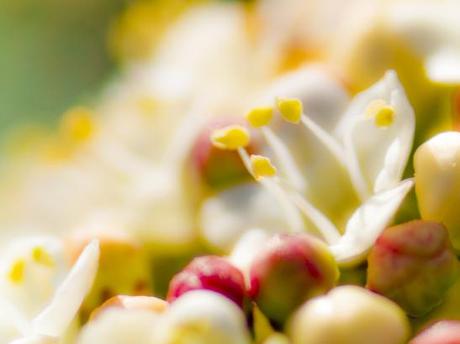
[{"xmin": 2, "ymin": 239, "xmax": 99, "ymax": 343}]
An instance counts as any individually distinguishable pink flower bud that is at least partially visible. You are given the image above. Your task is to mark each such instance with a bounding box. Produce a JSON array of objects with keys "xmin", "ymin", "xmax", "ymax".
[
  {"xmin": 410, "ymin": 321, "xmax": 460, "ymax": 344},
  {"xmin": 167, "ymin": 255, "xmax": 246, "ymax": 308},
  {"xmin": 248, "ymin": 233, "xmax": 339, "ymax": 324},
  {"xmin": 367, "ymin": 220, "xmax": 459, "ymax": 317},
  {"xmin": 190, "ymin": 117, "xmax": 255, "ymax": 189}
]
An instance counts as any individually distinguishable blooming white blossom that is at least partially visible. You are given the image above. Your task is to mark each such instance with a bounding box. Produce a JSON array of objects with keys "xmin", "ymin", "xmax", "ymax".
[
  {"xmin": 201, "ymin": 67, "xmax": 414, "ymax": 265},
  {"xmin": 0, "ymin": 239, "xmax": 99, "ymax": 343}
]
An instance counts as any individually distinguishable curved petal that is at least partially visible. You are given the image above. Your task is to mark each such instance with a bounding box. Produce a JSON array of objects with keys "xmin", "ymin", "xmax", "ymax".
[
  {"xmin": 32, "ymin": 240, "xmax": 100, "ymax": 338},
  {"xmin": 338, "ymin": 70, "xmax": 415, "ymax": 195},
  {"xmin": 330, "ymin": 179, "xmax": 414, "ymax": 266},
  {"xmin": 10, "ymin": 335, "xmax": 57, "ymax": 344}
]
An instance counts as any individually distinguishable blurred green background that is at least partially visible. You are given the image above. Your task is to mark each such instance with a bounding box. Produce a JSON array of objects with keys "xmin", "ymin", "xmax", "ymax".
[{"xmin": 0, "ymin": 0, "xmax": 127, "ymax": 136}]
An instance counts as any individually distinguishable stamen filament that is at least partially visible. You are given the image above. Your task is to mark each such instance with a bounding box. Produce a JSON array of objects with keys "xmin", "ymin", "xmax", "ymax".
[
  {"xmin": 238, "ymin": 148, "xmax": 304, "ymax": 233},
  {"xmin": 288, "ymin": 191, "xmax": 341, "ymax": 244},
  {"xmin": 261, "ymin": 127, "xmax": 307, "ymax": 191},
  {"xmin": 300, "ymin": 114, "xmax": 369, "ymax": 201}
]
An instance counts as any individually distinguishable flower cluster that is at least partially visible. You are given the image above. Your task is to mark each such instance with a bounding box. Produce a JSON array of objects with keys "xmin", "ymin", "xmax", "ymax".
[{"xmin": 1, "ymin": 0, "xmax": 460, "ymax": 343}]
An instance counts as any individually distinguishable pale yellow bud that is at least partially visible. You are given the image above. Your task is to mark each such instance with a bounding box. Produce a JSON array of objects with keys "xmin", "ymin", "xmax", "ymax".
[
  {"xmin": 288, "ymin": 286, "xmax": 409, "ymax": 344},
  {"xmin": 414, "ymin": 132, "xmax": 460, "ymax": 251}
]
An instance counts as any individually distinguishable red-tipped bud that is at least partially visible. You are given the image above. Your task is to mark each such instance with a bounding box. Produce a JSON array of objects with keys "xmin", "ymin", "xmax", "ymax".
[
  {"xmin": 248, "ymin": 233, "xmax": 339, "ymax": 324},
  {"xmin": 167, "ymin": 255, "xmax": 246, "ymax": 308},
  {"xmin": 367, "ymin": 220, "xmax": 459, "ymax": 317},
  {"xmin": 190, "ymin": 117, "xmax": 255, "ymax": 189},
  {"xmin": 410, "ymin": 321, "xmax": 460, "ymax": 344}
]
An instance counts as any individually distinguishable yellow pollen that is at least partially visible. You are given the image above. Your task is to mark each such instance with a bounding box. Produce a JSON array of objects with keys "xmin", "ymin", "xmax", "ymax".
[
  {"xmin": 251, "ymin": 155, "xmax": 277, "ymax": 180},
  {"xmin": 366, "ymin": 99, "xmax": 395, "ymax": 128},
  {"xmin": 32, "ymin": 246, "xmax": 54, "ymax": 267},
  {"xmin": 211, "ymin": 125, "xmax": 250, "ymax": 150},
  {"xmin": 277, "ymin": 98, "xmax": 303, "ymax": 124},
  {"xmin": 61, "ymin": 107, "xmax": 95, "ymax": 142},
  {"xmin": 8, "ymin": 259, "xmax": 25, "ymax": 284},
  {"xmin": 246, "ymin": 106, "xmax": 274, "ymax": 127},
  {"xmin": 136, "ymin": 96, "xmax": 158, "ymax": 115}
]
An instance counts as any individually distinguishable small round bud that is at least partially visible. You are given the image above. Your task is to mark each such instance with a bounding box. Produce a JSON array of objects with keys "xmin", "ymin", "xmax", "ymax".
[
  {"xmin": 410, "ymin": 321, "xmax": 460, "ymax": 344},
  {"xmin": 250, "ymin": 155, "xmax": 277, "ymax": 180},
  {"xmin": 246, "ymin": 107, "xmax": 274, "ymax": 128},
  {"xmin": 248, "ymin": 233, "xmax": 339, "ymax": 324},
  {"xmin": 167, "ymin": 256, "xmax": 246, "ymax": 308},
  {"xmin": 190, "ymin": 118, "xmax": 253, "ymax": 189},
  {"xmin": 90, "ymin": 295, "xmax": 167, "ymax": 320},
  {"xmin": 414, "ymin": 132, "xmax": 460, "ymax": 251},
  {"xmin": 367, "ymin": 220, "xmax": 458, "ymax": 317},
  {"xmin": 158, "ymin": 290, "xmax": 251, "ymax": 344},
  {"xmin": 67, "ymin": 231, "xmax": 153, "ymax": 320},
  {"xmin": 288, "ymin": 286, "xmax": 410, "ymax": 344}
]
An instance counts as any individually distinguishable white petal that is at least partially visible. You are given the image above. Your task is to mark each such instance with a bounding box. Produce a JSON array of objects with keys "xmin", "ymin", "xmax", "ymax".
[
  {"xmin": 10, "ymin": 335, "xmax": 57, "ymax": 344},
  {"xmin": 199, "ymin": 183, "xmax": 289, "ymax": 251},
  {"xmin": 32, "ymin": 240, "xmax": 100, "ymax": 338},
  {"xmin": 77, "ymin": 309, "xmax": 158, "ymax": 344},
  {"xmin": 330, "ymin": 179, "xmax": 414, "ymax": 265},
  {"xmin": 338, "ymin": 71, "xmax": 415, "ymax": 194},
  {"xmin": 157, "ymin": 290, "xmax": 251, "ymax": 344}
]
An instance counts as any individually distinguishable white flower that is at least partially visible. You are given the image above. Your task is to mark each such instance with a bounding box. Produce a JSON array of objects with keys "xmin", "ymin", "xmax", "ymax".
[
  {"xmin": 201, "ymin": 67, "xmax": 414, "ymax": 265},
  {"xmin": 2, "ymin": 239, "xmax": 99, "ymax": 343}
]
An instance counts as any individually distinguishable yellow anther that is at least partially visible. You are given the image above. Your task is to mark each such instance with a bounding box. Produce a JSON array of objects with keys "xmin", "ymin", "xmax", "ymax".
[
  {"xmin": 277, "ymin": 98, "xmax": 303, "ymax": 124},
  {"xmin": 61, "ymin": 107, "xmax": 95, "ymax": 142},
  {"xmin": 366, "ymin": 99, "xmax": 395, "ymax": 128},
  {"xmin": 251, "ymin": 155, "xmax": 277, "ymax": 180},
  {"xmin": 211, "ymin": 125, "xmax": 250, "ymax": 150},
  {"xmin": 32, "ymin": 246, "xmax": 54, "ymax": 267},
  {"xmin": 246, "ymin": 107, "xmax": 274, "ymax": 128},
  {"xmin": 136, "ymin": 96, "xmax": 157, "ymax": 115},
  {"xmin": 8, "ymin": 259, "xmax": 25, "ymax": 284}
]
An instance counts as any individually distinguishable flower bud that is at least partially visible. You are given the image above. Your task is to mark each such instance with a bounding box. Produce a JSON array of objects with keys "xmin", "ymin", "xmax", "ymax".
[
  {"xmin": 414, "ymin": 132, "xmax": 460, "ymax": 251},
  {"xmin": 410, "ymin": 321, "xmax": 460, "ymax": 344},
  {"xmin": 90, "ymin": 295, "xmax": 167, "ymax": 320},
  {"xmin": 157, "ymin": 290, "xmax": 251, "ymax": 344},
  {"xmin": 190, "ymin": 118, "xmax": 254, "ymax": 189},
  {"xmin": 167, "ymin": 255, "xmax": 246, "ymax": 308},
  {"xmin": 367, "ymin": 220, "xmax": 458, "ymax": 317},
  {"xmin": 288, "ymin": 286, "xmax": 410, "ymax": 344},
  {"xmin": 66, "ymin": 231, "xmax": 152, "ymax": 319},
  {"xmin": 248, "ymin": 233, "xmax": 339, "ymax": 324}
]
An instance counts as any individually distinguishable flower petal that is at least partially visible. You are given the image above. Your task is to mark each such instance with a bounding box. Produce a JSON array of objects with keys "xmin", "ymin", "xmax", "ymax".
[
  {"xmin": 338, "ymin": 70, "xmax": 415, "ymax": 195},
  {"xmin": 32, "ymin": 240, "xmax": 100, "ymax": 337},
  {"xmin": 199, "ymin": 183, "xmax": 290, "ymax": 251},
  {"xmin": 10, "ymin": 335, "xmax": 57, "ymax": 344},
  {"xmin": 330, "ymin": 179, "xmax": 414, "ymax": 265}
]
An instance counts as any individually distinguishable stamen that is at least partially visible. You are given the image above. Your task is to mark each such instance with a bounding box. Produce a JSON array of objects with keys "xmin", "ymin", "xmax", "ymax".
[
  {"xmin": 246, "ymin": 107, "xmax": 274, "ymax": 128},
  {"xmin": 300, "ymin": 114, "xmax": 369, "ymax": 201},
  {"xmin": 288, "ymin": 192, "xmax": 341, "ymax": 244},
  {"xmin": 366, "ymin": 99, "xmax": 395, "ymax": 128},
  {"xmin": 211, "ymin": 125, "xmax": 250, "ymax": 150},
  {"xmin": 238, "ymin": 148, "xmax": 304, "ymax": 233},
  {"xmin": 32, "ymin": 246, "xmax": 55, "ymax": 267},
  {"xmin": 277, "ymin": 98, "xmax": 303, "ymax": 124},
  {"xmin": 261, "ymin": 127, "xmax": 307, "ymax": 191},
  {"xmin": 61, "ymin": 107, "xmax": 95, "ymax": 142},
  {"xmin": 8, "ymin": 258, "xmax": 25, "ymax": 284},
  {"xmin": 250, "ymin": 155, "xmax": 277, "ymax": 180}
]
